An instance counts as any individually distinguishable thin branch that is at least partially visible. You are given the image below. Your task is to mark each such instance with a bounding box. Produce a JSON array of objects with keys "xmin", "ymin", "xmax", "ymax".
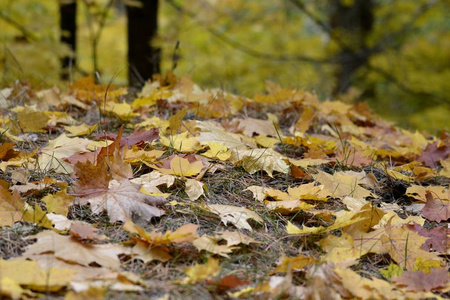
[
  {"xmin": 366, "ymin": 63, "xmax": 447, "ymax": 104},
  {"xmin": 166, "ymin": 0, "xmax": 329, "ymax": 64},
  {"xmin": 0, "ymin": 11, "xmax": 39, "ymax": 42},
  {"xmin": 369, "ymin": 0, "xmax": 440, "ymax": 54}
]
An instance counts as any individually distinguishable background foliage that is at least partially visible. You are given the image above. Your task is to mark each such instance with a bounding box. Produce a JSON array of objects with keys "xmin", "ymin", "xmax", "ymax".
[{"xmin": 1, "ymin": 0, "xmax": 449, "ymax": 131}]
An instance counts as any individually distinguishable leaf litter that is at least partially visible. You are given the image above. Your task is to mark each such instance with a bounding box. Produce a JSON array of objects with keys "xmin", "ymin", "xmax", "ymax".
[{"xmin": 0, "ymin": 75, "xmax": 448, "ymax": 299}]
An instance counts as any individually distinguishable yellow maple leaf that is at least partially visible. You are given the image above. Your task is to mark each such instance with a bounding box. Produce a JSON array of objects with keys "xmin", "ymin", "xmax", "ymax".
[
  {"xmin": 160, "ymin": 132, "xmax": 203, "ymax": 153},
  {"xmin": 64, "ymin": 123, "xmax": 98, "ymax": 137},
  {"xmin": 182, "ymin": 257, "xmax": 220, "ymax": 284},
  {"xmin": 154, "ymin": 156, "xmax": 204, "ymax": 177},
  {"xmin": 206, "ymin": 204, "xmax": 263, "ymax": 231},
  {"xmin": 271, "ymin": 254, "xmax": 316, "ymax": 274},
  {"xmin": 193, "ymin": 235, "xmax": 237, "ymax": 258},
  {"xmin": 202, "ymin": 142, "xmax": 231, "ymax": 161},
  {"xmin": 230, "ymin": 148, "xmax": 289, "ymax": 177},
  {"xmin": 312, "ymin": 170, "xmax": 376, "ymax": 199},
  {"xmin": 41, "ymin": 188, "xmax": 74, "ymax": 216},
  {"xmin": 104, "ymin": 101, "xmax": 138, "ymax": 121},
  {"xmin": 0, "ymin": 259, "xmax": 76, "ymax": 292}
]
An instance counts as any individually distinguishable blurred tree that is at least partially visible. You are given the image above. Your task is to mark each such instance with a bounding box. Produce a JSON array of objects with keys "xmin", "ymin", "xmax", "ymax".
[
  {"xmin": 329, "ymin": 0, "xmax": 374, "ymax": 96},
  {"xmin": 59, "ymin": 0, "xmax": 77, "ymax": 80},
  {"xmin": 126, "ymin": 0, "xmax": 160, "ymax": 88}
]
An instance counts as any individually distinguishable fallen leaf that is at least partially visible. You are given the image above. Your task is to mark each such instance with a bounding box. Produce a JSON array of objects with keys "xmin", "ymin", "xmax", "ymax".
[
  {"xmin": 153, "ymin": 155, "xmax": 204, "ymax": 177},
  {"xmin": 23, "ymin": 230, "xmax": 129, "ymax": 270},
  {"xmin": 193, "ymin": 235, "xmax": 237, "ymax": 257},
  {"xmin": 124, "ymin": 221, "xmax": 198, "ymax": 246},
  {"xmin": 182, "ymin": 257, "xmax": 220, "ymax": 284},
  {"xmin": 185, "ymin": 178, "xmax": 205, "ymax": 200},
  {"xmin": 69, "ymin": 222, "xmax": 107, "ymax": 241},
  {"xmin": 230, "ymin": 148, "xmax": 289, "ymax": 177},
  {"xmin": 77, "ymin": 179, "xmax": 166, "ymax": 223},
  {"xmin": 392, "ymin": 268, "xmax": 449, "ymax": 292},
  {"xmin": 206, "ymin": 275, "xmax": 250, "ymax": 292},
  {"xmin": 421, "ymin": 191, "xmax": 450, "ymax": 222},
  {"xmin": 206, "ymin": 204, "xmax": 263, "ymax": 231},
  {"xmin": 38, "ymin": 134, "xmax": 91, "ymax": 173},
  {"xmin": 312, "ymin": 170, "xmax": 376, "ymax": 199},
  {"xmin": 406, "ymin": 222, "xmax": 448, "ymax": 253},
  {"xmin": 41, "ymin": 188, "xmax": 74, "ymax": 216},
  {"xmin": 216, "ymin": 230, "xmax": 261, "ymax": 246},
  {"xmin": 0, "ymin": 258, "xmax": 75, "ymax": 292},
  {"xmin": 271, "ymin": 254, "xmax": 316, "ymax": 274},
  {"xmin": 417, "ymin": 141, "xmax": 450, "ymax": 168}
]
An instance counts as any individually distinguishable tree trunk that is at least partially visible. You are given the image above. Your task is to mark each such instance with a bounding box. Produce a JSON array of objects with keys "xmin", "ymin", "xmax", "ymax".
[
  {"xmin": 59, "ymin": 0, "xmax": 77, "ymax": 81},
  {"xmin": 126, "ymin": 0, "xmax": 160, "ymax": 88},
  {"xmin": 330, "ymin": 0, "xmax": 374, "ymax": 96}
]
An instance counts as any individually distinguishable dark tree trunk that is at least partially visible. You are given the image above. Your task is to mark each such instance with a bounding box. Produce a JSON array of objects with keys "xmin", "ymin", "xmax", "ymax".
[
  {"xmin": 59, "ymin": 0, "xmax": 77, "ymax": 80},
  {"xmin": 330, "ymin": 0, "xmax": 374, "ymax": 96},
  {"xmin": 126, "ymin": 0, "xmax": 161, "ymax": 88}
]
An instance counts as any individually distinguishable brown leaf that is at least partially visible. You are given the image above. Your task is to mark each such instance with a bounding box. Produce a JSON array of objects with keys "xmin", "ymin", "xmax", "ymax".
[
  {"xmin": 417, "ymin": 141, "xmax": 450, "ymax": 168},
  {"xmin": 392, "ymin": 268, "xmax": 449, "ymax": 292},
  {"xmin": 206, "ymin": 275, "xmax": 250, "ymax": 292},
  {"xmin": 69, "ymin": 222, "xmax": 107, "ymax": 241},
  {"xmin": 422, "ymin": 191, "xmax": 450, "ymax": 222},
  {"xmin": 78, "ymin": 179, "xmax": 166, "ymax": 223},
  {"xmin": 407, "ymin": 223, "xmax": 448, "ymax": 253},
  {"xmin": 22, "ymin": 230, "xmax": 130, "ymax": 270}
]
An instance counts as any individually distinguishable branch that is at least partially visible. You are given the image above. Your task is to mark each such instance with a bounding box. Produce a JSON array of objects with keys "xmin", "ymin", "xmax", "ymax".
[
  {"xmin": 369, "ymin": 0, "xmax": 440, "ymax": 54},
  {"xmin": 366, "ymin": 63, "xmax": 447, "ymax": 104},
  {"xmin": 0, "ymin": 11, "xmax": 38, "ymax": 42},
  {"xmin": 166, "ymin": 0, "xmax": 329, "ymax": 64}
]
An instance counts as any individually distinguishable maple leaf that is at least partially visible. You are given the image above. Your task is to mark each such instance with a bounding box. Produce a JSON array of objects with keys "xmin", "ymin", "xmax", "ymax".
[
  {"xmin": 230, "ymin": 148, "xmax": 289, "ymax": 177},
  {"xmin": 0, "ymin": 259, "xmax": 76, "ymax": 293},
  {"xmin": 185, "ymin": 178, "xmax": 205, "ymax": 200},
  {"xmin": 0, "ymin": 185, "xmax": 24, "ymax": 226},
  {"xmin": 124, "ymin": 221, "xmax": 198, "ymax": 246},
  {"xmin": 421, "ymin": 191, "xmax": 450, "ymax": 222},
  {"xmin": 206, "ymin": 275, "xmax": 251, "ymax": 293},
  {"xmin": 392, "ymin": 268, "xmax": 449, "ymax": 292},
  {"xmin": 182, "ymin": 257, "xmax": 220, "ymax": 284},
  {"xmin": 69, "ymin": 221, "xmax": 107, "ymax": 241},
  {"xmin": 38, "ymin": 133, "xmax": 91, "ymax": 173},
  {"xmin": 271, "ymin": 254, "xmax": 316, "ymax": 274},
  {"xmin": 152, "ymin": 154, "xmax": 204, "ymax": 177},
  {"xmin": 406, "ymin": 185, "xmax": 448, "ymax": 202},
  {"xmin": 206, "ymin": 204, "xmax": 263, "ymax": 231},
  {"xmin": 22, "ymin": 230, "xmax": 130, "ymax": 270},
  {"xmin": 77, "ymin": 179, "xmax": 166, "ymax": 223},
  {"xmin": 215, "ymin": 230, "xmax": 261, "ymax": 246},
  {"xmin": 64, "ymin": 123, "xmax": 98, "ymax": 137},
  {"xmin": 230, "ymin": 117, "xmax": 279, "ymax": 137},
  {"xmin": 98, "ymin": 127, "xmax": 159, "ymax": 148},
  {"xmin": 193, "ymin": 235, "xmax": 237, "ymax": 257},
  {"xmin": 160, "ymin": 132, "xmax": 203, "ymax": 153},
  {"xmin": 312, "ymin": 170, "xmax": 376, "ymax": 199},
  {"xmin": 417, "ymin": 141, "xmax": 450, "ymax": 168},
  {"xmin": 41, "ymin": 188, "xmax": 74, "ymax": 216},
  {"xmin": 406, "ymin": 222, "xmax": 448, "ymax": 253},
  {"xmin": 355, "ymin": 221, "xmax": 442, "ymax": 270},
  {"xmin": 72, "ymin": 143, "xmax": 167, "ymax": 222},
  {"xmin": 196, "ymin": 120, "xmax": 250, "ymax": 150}
]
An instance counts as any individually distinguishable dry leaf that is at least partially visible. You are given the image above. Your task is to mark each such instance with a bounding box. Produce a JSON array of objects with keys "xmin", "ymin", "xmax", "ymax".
[{"xmin": 206, "ymin": 204, "xmax": 263, "ymax": 231}]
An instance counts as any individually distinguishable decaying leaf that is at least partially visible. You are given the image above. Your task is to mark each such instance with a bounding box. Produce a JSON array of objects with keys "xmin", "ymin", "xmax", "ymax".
[
  {"xmin": 392, "ymin": 268, "xmax": 449, "ymax": 292},
  {"xmin": 77, "ymin": 179, "xmax": 166, "ymax": 223},
  {"xmin": 23, "ymin": 230, "xmax": 130, "ymax": 270},
  {"xmin": 206, "ymin": 204, "xmax": 263, "ymax": 231},
  {"xmin": 182, "ymin": 257, "xmax": 221, "ymax": 284}
]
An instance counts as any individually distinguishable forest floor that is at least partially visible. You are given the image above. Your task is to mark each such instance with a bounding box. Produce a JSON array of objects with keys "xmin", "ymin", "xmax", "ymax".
[{"xmin": 0, "ymin": 74, "xmax": 448, "ymax": 299}]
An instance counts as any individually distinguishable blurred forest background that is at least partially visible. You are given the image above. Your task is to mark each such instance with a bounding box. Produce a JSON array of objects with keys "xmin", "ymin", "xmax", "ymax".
[{"xmin": 1, "ymin": 0, "xmax": 449, "ymax": 132}]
